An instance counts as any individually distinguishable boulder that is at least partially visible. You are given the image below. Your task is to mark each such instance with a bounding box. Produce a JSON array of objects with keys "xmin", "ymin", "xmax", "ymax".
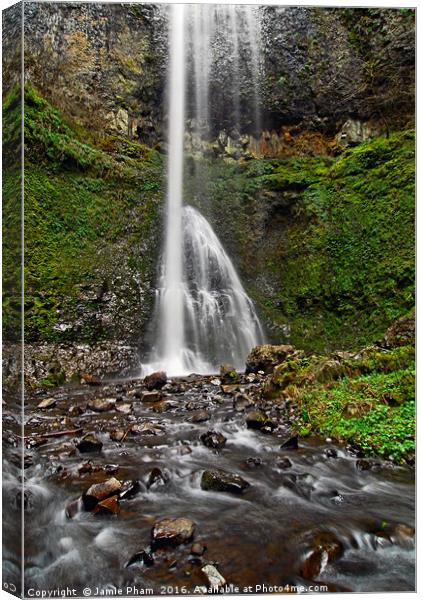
[
  {"xmin": 82, "ymin": 477, "xmax": 122, "ymax": 510},
  {"xmin": 219, "ymin": 364, "xmax": 239, "ymax": 384},
  {"xmin": 144, "ymin": 371, "xmax": 167, "ymax": 390},
  {"xmin": 76, "ymin": 433, "xmax": 103, "ymax": 453},
  {"xmin": 201, "ymin": 469, "xmax": 250, "ymax": 494},
  {"xmin": 245, "ymin": 344, "xmax": 297, "ymax": 374},
  {"xmin": 151, "ymin": 517, "xmax": 196, "ymax": 549},
  {"xmin": 200, "ymin": 430, "xmax": 227, "ymax": 450}
]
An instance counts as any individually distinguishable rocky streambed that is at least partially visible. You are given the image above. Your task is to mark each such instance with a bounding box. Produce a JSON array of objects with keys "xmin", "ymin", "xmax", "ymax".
[{"xmin": 3, "ymin": 369, "xmax": 415, "ymax": 595}]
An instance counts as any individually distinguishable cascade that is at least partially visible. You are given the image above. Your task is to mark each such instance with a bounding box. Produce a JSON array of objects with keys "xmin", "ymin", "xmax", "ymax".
[{"xmin": 143, "ymin": 4, "xmax": 264, "ymax": 376}]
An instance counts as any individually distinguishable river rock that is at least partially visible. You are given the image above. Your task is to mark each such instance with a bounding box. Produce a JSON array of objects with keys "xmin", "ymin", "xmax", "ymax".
[
  {"xmin": 76, "ymin": 433, "xmax": 103, "ymax": 453},
  {"xmin": 126, "ymin": 549, "xmax": 154, "ymax": 568},
  {"xmin": 131, "ymin": 422, "xmax": 165, "ymax": 436},
  {"xmin": 144, "ymin": 371, "xmax": 167, "ymax": 390},
  {"xmin": 190, "ymin": 410, "xmax": 211, "ymax": 423},
  {"xmin": 115, "ymin": 403, "xmax": 132, "ymax": 414},
  {"xmin": 68, "ymin": 404, "xmax": 84, "ymax": 416},
  {"xmin": 246, "ymin": 410, "xmax": 271, "ymax": 431},
  {"xmin": 119, "ymin": 479, "xmax": 142, "ymax": 500},
  {"xmin": 147, "ymin": 467, "xmax": 168, "ymax": 489},
  {"xmin": 93, "ymin": 494, "xmax": 120, "ymax": 515},
  {"xmin": 110, "ymin": 429, "xmax": 126, "ymax": 442},
  {"xmin": 80, "ymin": 373, "xmax": 101, "ymax": 386},
  {"xmin": 87, "ymin": 397, "xmax": 115, "ymax": 412},
  {"xmin": 233, "ymin": 392, "xmax": 254, "ymax": 412},
  {"xmin": 37, "ymin": 397, "xmax": 57, "ymax": 409},
  {"xmin": 82, "ymin": 477, "xmax": 122, "ymax": 510},
  {"xmin": 140, "ymin": 390, "xmax": 162, "ymax": 403},
  {"xmin": 200, "ymin": 430, "xmax": 227, "ymax": 450},
  {"xmin": 191, "ymin": 542, "xmax": 206, "ymax": 556},
  {"xmin": 202, "ymin": 564, "xmax": 226, "ymax": 588},
  {"xmin": 219, "ymin": 364, "xmax": 239, "ymax": 384},
  {"xmin": 151, "ymin": 517, "xmax": 196, "ymax": 548},
  {"xmin": 65, "ymin": 498, "xmax": 80, "ymax": 519},
  {"xmin": 245, "ymin": 344, "xmax": 297, "ymax": 374},
  {"xmin": 277, "ymin": 457, "xmax": 292, "ymax": 469},
  {"xmin": 301, "ymin": 531, "xmax": 344, "ymax": 579},
  {"xmin": 201, "ymin": 468, "xmax": 250, "ymax": 494},
  {"xmin": 281, "ymin": 435, "xmax": 299, "ymax": 450}
]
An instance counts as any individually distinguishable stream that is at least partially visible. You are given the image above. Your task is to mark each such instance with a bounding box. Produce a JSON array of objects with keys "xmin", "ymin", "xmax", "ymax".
[{"xmin": 2, "ymin": 374, "xmax": 415, "ymax": 595}]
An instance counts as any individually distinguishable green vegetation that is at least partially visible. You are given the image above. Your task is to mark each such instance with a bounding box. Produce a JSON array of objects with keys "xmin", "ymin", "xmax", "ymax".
[
  {"xmin": 3, "ymin": 84, "xmax": 164, "ymax": 342},
  {"xmin": 189, "ymin": 131, "xmax": 415, "ymax": 353},
  {"xmin": 264, "ymin": 328, "xmax": 415, "ymax": 463}
]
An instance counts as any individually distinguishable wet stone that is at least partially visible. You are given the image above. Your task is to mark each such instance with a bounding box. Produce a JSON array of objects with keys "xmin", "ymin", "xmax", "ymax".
[
  {"xmin": 245, "ymin": 457, "xmax": 262, "ymax": 468},
  {"xmin": 110, "ymin": 429, "xmax": 126, "ymax": 442},
  {"xmin": 119, "ymin": 479, "xmax": 142, "ymax": 500},
  {"xmin": 76, "ymin": 433, "xmax": 103, "ymax": 453},
  {"xmin": 325, "ymin": 448, "xmax": 338, "ymax": 459},
  {"xmin": 281, "ymin": 435, "xmax": 299, "ymax": 449},
  {"xmin": 87, "ymin": 398, "xmax": 115, "ymax": 412},
  {"xmin": 37, "ymin": 397, "xmax": 57, "ymax": 409},
  {"xmin": 151, "ymin": 517, "xmax": 196, "ymax": 549},
  {"xmin": 68, "ymin": 405, "xmax": 84, "ymax": 416},
  {"xmin": 93, "ymin": 494, "xmax": 120, "ymax": 515},
  {"xmin": 126, "ymin": 549, "xmax": 154, "ymax": 568},
  {"xmin": 191, "ymin": 542, "xmax": 206, "ymax": 556},
  {"xmin": 131, "ymin": 422, "xmax": 165, "ymax": 436},
  {"xmin": 140, "ymin": 391, "xmax": 162, "ymax": 403},
  {"xmin": 115, "ymin": 403, "xmax": 132, "ymax": 414},
  {"xmin": 82, "ymin": 477, "xmax": 122, "ymax": 510},
  {"xmin": 80, "ymin": 374, "xmax": 101, "ymax": 386},
  {"xmin": 245, "ymin": 410, "xmax": 269, "ymax": 430},
  {"xmin": 147, "ymin": 467, "xmax": 169, "ymax": 489},
  {"xmin": 190, "ymin": 410, "xmax": 211, "ymax": 423},
  {"xmin": 202, "ymin": 564, "xmax": 226, "ymax": 588},
  {"xmin": 65, "ymin": 499, "xmax": 80, "ymax": 519},
  {"xmin": 144, "ymin": 371, "xmax": 167, "ymax": 390},
  {"xmin": 233, "ymin": 393, "xmax": 254, "ymax": 412},
  {"xmin": 220, "ymin": 364, "xmax": 239, "ymax": 384},
  {"xmin": 356, "ymin": 459, "xmax": 371, "ymax": 471},
  {"xmin": 201, "ymin": 468, "xmax": 250, "ymax": 494},
  {"xmin": 200, "ymin": 430, "xmax": 227, "ymax": 450},
  {"xmin": 277, "ymin": 457, "xmax": 292, "ymax": 469}
]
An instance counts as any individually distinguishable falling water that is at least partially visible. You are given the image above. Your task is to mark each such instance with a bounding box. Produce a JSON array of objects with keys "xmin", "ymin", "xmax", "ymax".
[{"xmin": 143, "ymin": 4, "xmax": 264, "ymax": 376}]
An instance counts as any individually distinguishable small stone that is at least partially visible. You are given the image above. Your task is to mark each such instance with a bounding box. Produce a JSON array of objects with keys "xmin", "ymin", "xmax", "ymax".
[
  {"xmin": 202, "ymin": 564, "xmax": 226, "ymax": 588},
  {"xmin": 115, "ymin": 403, "xmax": 132, "ymax": 414},
  {"xmin": 144, "ymin": 371, "xmax": 167, "ymax": 390},
  {"xmin": 87, "ymin": 398, "xmax": 115, "ymax": 412},
  {"xmin": 92, "ymin": 495, "xmax": 120, "ymax": 515},
  {"xmin": 140, "ymin": 391, "xmax": 162, "ymax": 403},
  {"xmin": 356, "ymin": 459, "xmax": 371, "ymax": 471},
  {"xmin": 245, "ymin": 410, "xmax": 268, "ymax": 430},
  {"xmin": 110, "ymin": 429, "xmax": 126, "ymax": 442},
  {"xmin": 119, "ymin": 479, "xmax": 142, "ymax": 500},
  {"xmin": 200, "ymin": 430, "xmax": 227, "ymax": 450},
  {"xmin": 190, "ymin": 410, "xmax": 211, "ymax": 423},
  {"xmin": 147, "ymin": 467, "xmax": 168, "ymax": 489},
  {"xmin": 220, "ymin": 364, "xmax": 239, "ymax": 384},
  {"xmin": 151, "ymin": 517, "xmax": 196, "ymax": 549},
  {"xmin": 325, "ymin": 448, "xmax": 338, "ymax": 459},
  {"xmin": 201, "ymin": 469, "xmax": 250, "ymax": 494},
  {"xmin": 82, "ymin": 477, "xmax": 122, "ymax": 510},
  {"xmin": 277, "ymin": 457, "xmax": 292, "ymax": 469},
  {"xmin": 65, "ymin": 499, "xmax": 80, "ymax": 519},
  {"xmin": 210, "ymin": 378, "xmax": 221, "ymax": 386},
  {"xmin": 221, "ymin": 384, "xmax": 240, "ymax": 394},
  {"xmin": 104, "ymin": 464, "xmax": 119, "ymax": 475},
  {"xmin": 191, "ymin": 542, "xmax": 206, "ymax": 556},
  {"xmin": 245, "ymin": 457, "xmax": 262, "ymax": 468},
  {"xmin": 68, "ymin": 405, "xmax": 84, "ymax": 416},
  {"xmin": 126, "ymin": 549, "xmax": 154, "ymax": 568},
  {"xmin": 233, "ymin": 393, "xmax": 254, "ymax": 412},
  {"xmin": 131, "ymin": 422, "xmax": 165, "ymax": 436},
  {"xmin": 281, "ymin": 435, "xmax": 298, "ymax": 449},
  {"xmin": 76, "ymin": 433, "xmax": 103, "ymax": 453},
  {"xmin": 80, "ymin": 374, "xmax": 101, "ymax": 386},
  {"xmin": 37, "ymin": 397, "xmax": 57, "ymax": 409}
]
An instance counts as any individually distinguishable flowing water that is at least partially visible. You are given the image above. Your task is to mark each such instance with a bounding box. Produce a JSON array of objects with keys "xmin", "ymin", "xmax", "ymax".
[
  {"xmin": 2, "ymin": 378, "xmax": 415, "ymax": 595},
  {"xmin": 143, "ymin": 4, "xmax": 264, "ymax": 377}
]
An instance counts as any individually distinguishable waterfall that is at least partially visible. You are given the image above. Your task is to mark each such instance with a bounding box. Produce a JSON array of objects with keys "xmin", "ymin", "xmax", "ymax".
[{"xmin": 142, "ymin": 4, "xmax": 264, "ymax": 377}]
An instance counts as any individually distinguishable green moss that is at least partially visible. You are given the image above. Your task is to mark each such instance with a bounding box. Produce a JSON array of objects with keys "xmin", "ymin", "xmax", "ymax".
[
  {"xmin": 188, "ymin": 131, "xmax": 414, "ymax": 353},
  {"xmin": 2, "ymin": 84, "xmax": 164, "ymax": 342}
]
